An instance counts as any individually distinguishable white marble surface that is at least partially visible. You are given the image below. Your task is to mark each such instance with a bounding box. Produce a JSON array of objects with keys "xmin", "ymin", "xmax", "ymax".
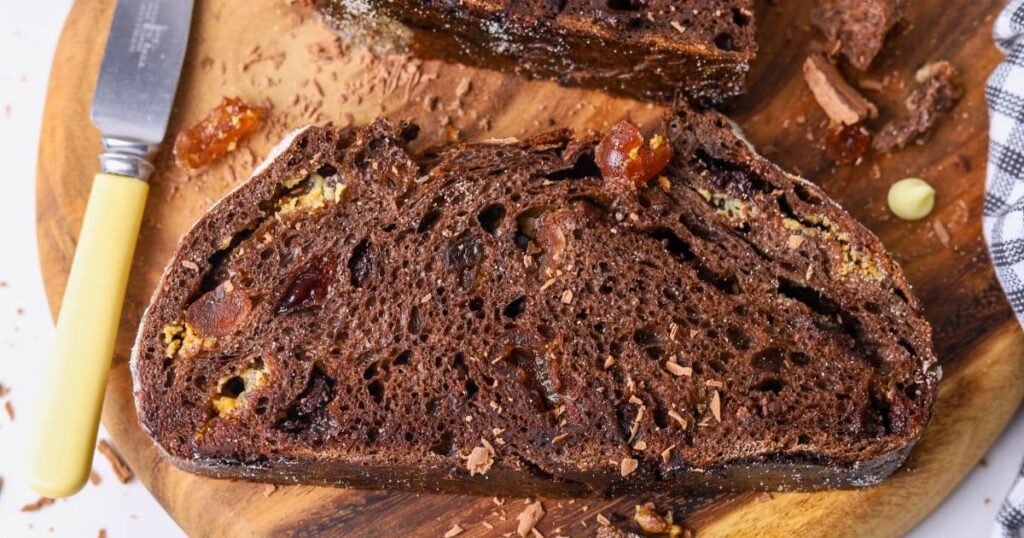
[{"xmin": 0, "ymin": 2, "xmax": 1020, "ymax": 536}]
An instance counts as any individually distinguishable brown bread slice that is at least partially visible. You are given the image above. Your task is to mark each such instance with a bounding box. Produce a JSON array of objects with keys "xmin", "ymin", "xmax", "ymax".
[
  {"xmin": 132, "ymin": 104, "xmax": 938, "ymax": 497},
  {"xmin": 309, "ymin": 0, "xmax": 756, "ymax": 105}
]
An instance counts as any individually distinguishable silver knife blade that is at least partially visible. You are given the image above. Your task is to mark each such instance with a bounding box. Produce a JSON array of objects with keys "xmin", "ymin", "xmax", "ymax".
[{"xmin": 91, "ymin": 0, "xmax": 194, "ymax": 146}]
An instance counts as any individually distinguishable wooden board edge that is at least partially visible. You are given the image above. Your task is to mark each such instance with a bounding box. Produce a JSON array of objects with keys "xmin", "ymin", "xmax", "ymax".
[{"xmin": 32, "ymin": 0, "xmax": 1024, "ymax": 534}]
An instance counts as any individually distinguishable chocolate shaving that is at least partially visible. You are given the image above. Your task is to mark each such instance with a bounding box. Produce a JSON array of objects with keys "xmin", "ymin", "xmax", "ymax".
[
  {"xmin": 710, "ymin": 391, "xmax": 722, "ymax": 422},
  {"xmin": 803, "ymin": 54, "xmax": 878, "ymax": 125},
  {"xmin": 517, "ymin": 501, "xmax": 545, "ymax": 537},
  {"xmin": 664, "ymin": 361, "xmax": 691, "ymax": 377},
  {"xmin": 667, "ymin": 409, "xmax": 688, "ymax": 429},
  {"xmin": 466, "ymin": 439, "xmax": 495, "ymax": 476},
  {"xmin": 932, "ymin": 220, "xmax": 951, "ymax": 248},
  {"xmin": 661, "ymin": 445, "xmax": 675, "ymax": 463},
  {"xmin": 97, "ymin": 440, "xmax": 134, "ymax": 483},
  {"xmin": 21, "ymin": 497, "xmax": 55, "ymax": 512}
]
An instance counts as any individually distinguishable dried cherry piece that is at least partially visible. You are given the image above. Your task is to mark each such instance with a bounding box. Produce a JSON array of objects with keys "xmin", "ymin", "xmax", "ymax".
[
  {"xmin": 445, "ymin": 231, "xmax": 484, "ymax": 288},
  {"xmin": 826, "ymin": 122, "xmax": 872, "ymax": 165},
  {"xmin": 185, "ymin": 280, "xmax": 252, "ymax": 338},
  {"xmin": 278, "ymin": 259, "xmax": 335, "ymax": 313},
  {"xmin": 595, "ymin": 120, "xmax": 673, "ymax": 191},
  {"xmin": 173, "ymin": 97, "xmax": 263, "ymax": 172}
]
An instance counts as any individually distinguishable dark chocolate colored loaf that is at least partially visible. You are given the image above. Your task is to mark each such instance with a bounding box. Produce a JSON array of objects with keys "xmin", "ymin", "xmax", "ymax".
[
  {"xmin": 132, "ymin": 104, "xmax": 938, "ymax": 497},
  {"xmin": 310, "ymin": 0, "xmax": 756, "ymax": 105}
]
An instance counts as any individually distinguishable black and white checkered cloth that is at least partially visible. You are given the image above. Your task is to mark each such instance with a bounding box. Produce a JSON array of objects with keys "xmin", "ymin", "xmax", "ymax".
[{"xmin": 985, "ymin": 1, "xmax": 1024, "ymax": 537}]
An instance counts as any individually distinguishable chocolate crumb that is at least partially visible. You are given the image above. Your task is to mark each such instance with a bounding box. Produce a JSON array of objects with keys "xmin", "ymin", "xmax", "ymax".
[
  {"xmin": 788, "ymin": 235, "xmax": 805, "ymax": 250},
  {"xmin": 874, "ymin": 61, "xmax": 963, "ymax": 152},
  {"xmin": 954, "ymin": 154, "xmax": 971, "ymax": 172},
  {"xmin": 89, "ymin": 469, "xmax": 102, "ymax": 486},
  {"xmin": 455, "ymin": 78, "xmax": 472, "ymax": 99}
]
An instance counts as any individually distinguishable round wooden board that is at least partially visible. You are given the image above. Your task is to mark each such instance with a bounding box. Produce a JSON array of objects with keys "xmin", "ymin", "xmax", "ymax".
[{"xmin": 37, "ymin": 0, "xmax": 1024, "ymax": 536}]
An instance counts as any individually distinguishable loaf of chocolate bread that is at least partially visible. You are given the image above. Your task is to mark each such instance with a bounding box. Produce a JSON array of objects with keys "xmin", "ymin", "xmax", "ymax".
[
  {"xmin": 309, "ymin": 0, "xmax": 756, "ymax": 105},
  {"xmin": 132, "ymin": 103, "xmax": 938, "ymax": 497}
]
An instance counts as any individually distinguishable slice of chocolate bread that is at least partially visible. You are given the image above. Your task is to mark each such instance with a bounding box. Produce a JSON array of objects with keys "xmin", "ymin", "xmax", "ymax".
[
  {"xmin": 812, "ymin": 0, "xmax": 906, "ymax": 71},
  {"xmin": 132, "ymin": 103, "xmax": 938, "ymax": 497},
  {"xmin": 309, "ymin": 0, "xmax": 756, "ymax": 105}
]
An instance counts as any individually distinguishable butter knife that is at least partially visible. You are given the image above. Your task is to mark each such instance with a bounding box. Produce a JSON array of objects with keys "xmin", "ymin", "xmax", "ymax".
[{"xmin": 28, "ymin": 0, "xmax": 193, "ymax": 498}]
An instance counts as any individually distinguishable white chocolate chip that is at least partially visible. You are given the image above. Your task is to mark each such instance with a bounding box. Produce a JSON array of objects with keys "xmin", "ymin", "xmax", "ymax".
[{"xmin": 887, "ymin": 178, "xmax": 935, "ymax": 221}]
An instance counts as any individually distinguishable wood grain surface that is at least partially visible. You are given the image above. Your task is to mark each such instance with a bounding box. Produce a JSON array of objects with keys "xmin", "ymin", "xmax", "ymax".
[{"xmin": 36, "ymin": 0, "xmax": 1024, "ymax": 535}]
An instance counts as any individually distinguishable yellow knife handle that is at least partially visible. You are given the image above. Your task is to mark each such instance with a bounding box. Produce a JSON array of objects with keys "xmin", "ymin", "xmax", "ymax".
[{"xmin": 28, "ymin": 173, "xmax": 148, "ymax": 498}]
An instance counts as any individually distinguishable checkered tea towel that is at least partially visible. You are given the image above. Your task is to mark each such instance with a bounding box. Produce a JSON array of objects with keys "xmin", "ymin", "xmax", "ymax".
[{"xmin": 985, "ymin": 1, "xmax": 1024, "ymax": 537}]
